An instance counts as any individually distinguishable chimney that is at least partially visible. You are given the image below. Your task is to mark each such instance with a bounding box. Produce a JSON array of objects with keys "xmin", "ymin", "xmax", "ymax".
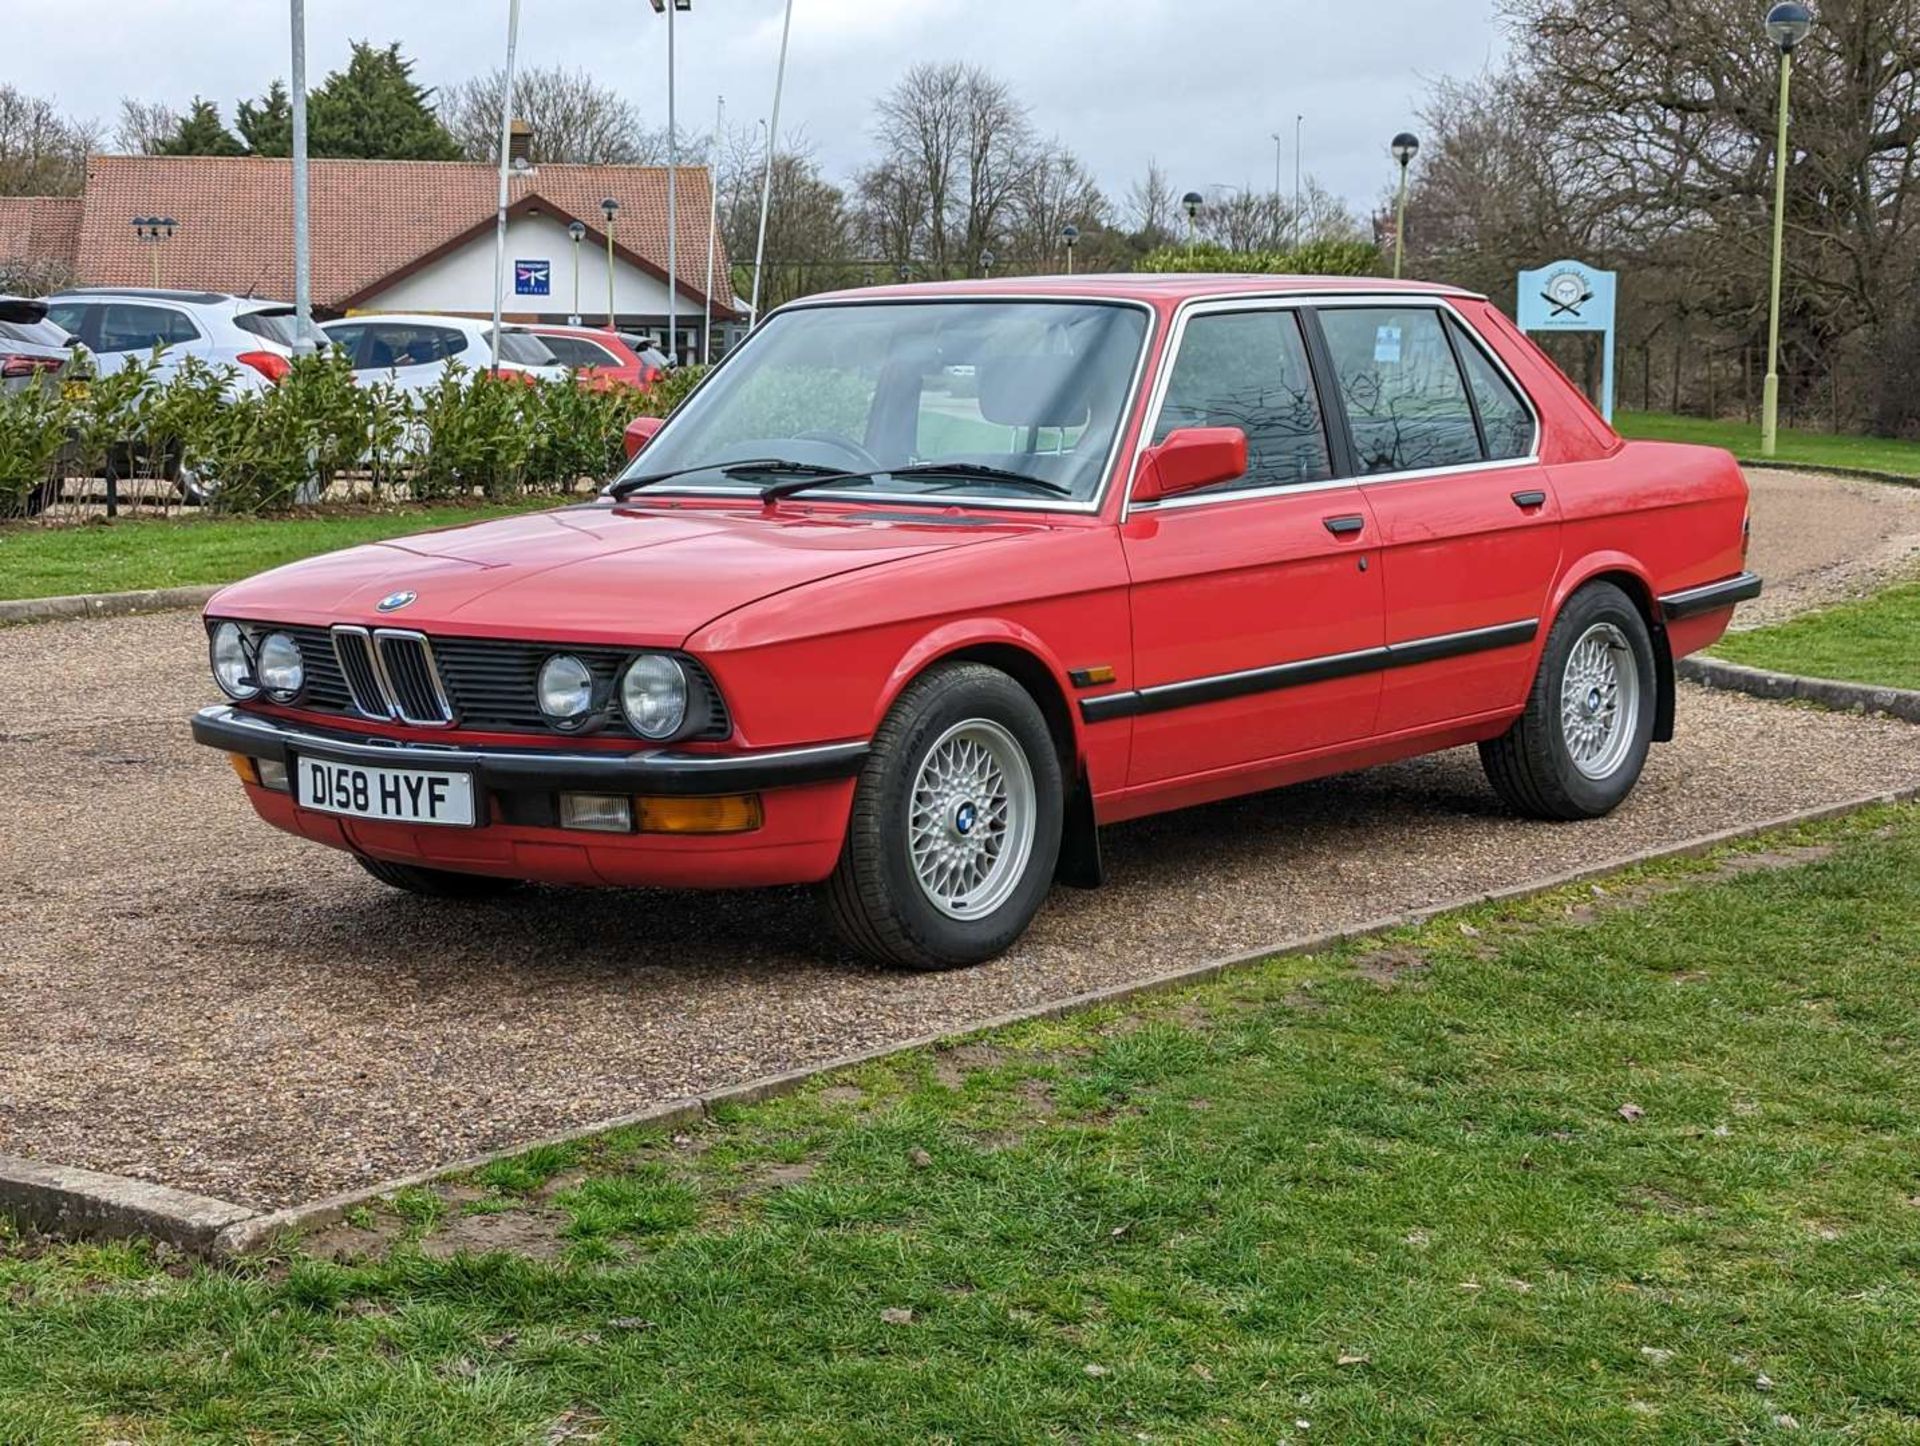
[{"xmin": 508, "ymin": 119, "xmax": 534, "ymax": 168}]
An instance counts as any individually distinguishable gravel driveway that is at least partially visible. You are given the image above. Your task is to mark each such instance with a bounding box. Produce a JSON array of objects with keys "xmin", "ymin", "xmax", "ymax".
[{"xmin": 2, "ymin": 469, "xmax": 1916, "ymax": 1209}]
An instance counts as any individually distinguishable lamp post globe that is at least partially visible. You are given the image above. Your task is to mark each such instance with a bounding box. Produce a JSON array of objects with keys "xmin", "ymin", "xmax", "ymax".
[
  {"xmin": 1765, "ymin": 1, "xmax": 1812, "ymax": 51},
  {"xmin": 1181, "ymin": 190, "xmax": 1204, "ymax": 221},
  {"xmin": 1390, "ymin": 132, "xmax": 1420, "ymax": 168},
  {"xmin": 1061, "ymin": 222, "xmax": 1080, "ymax": 275},
  {"xmin": 979, "ymin": 248, "xmax": 995, "ymax": 278}
]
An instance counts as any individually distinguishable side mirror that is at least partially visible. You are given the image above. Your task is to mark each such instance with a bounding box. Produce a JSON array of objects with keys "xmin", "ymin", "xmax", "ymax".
[
  {"xmin": 1131, "ymin": 426, "xmax": 1247, "ymax": 503},
  {"xmin": 623, "ymin": 414, "xmax": 665, "ymax": 460}
]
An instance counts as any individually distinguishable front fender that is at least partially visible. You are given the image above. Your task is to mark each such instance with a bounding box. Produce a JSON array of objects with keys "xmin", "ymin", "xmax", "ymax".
[{"xmin": 877, "ymin": 617, "xmax": 1090, "ymax": 752}]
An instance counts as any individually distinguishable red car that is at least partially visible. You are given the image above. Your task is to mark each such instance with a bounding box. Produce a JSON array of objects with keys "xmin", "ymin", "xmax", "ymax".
[
  {"xmin": 517, "ymin": 324, "xmax": 662, "ymax": 390},
  {"xmin": 194, "ymin": 276, "xmax": 1758, "ymax": 970}
]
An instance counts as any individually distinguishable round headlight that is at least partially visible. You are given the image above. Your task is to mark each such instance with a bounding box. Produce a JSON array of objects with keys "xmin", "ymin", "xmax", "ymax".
[
  {"xmin": 210, "ymin": 621, "xmax": 258, "ymax": 700},
  {"xmin": 538, "ymin": 654, "xmax": 596, "ymax": 727},
  {"xmin": 256, "ymin": 631, "xmax": 304, "ymax": 699},
  {"xmin": 621, "ymin": 654, "xmax": 688, "ymax": 739}
]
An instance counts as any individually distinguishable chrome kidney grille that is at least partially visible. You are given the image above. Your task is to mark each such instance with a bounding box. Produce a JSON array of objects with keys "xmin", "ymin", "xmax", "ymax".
[{"xmin": 331, "ymin": 626, "xmax": 455, "ymax": 727}]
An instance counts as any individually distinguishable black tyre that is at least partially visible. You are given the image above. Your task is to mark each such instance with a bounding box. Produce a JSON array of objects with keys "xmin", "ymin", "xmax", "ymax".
[
  {"xmin": 827, "ymin": 662, "xmax": 1064, "ymax": 971},
  {"xmin": 1480, "ymin": 581, "xmax": 1658, "ymax": 821},
  {"xmin": 355, "ymin": 855, "xmax": 522, "ymax": 900}
]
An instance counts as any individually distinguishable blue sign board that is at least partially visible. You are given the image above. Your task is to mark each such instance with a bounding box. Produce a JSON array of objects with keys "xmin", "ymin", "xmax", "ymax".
[
  {"xmin": 514, "ymin": 259, "xmax": 552, "ymax": 297},
  {"xmin": 1515, "ymin": 258, "xmax": 1617, "ymax": 422}
]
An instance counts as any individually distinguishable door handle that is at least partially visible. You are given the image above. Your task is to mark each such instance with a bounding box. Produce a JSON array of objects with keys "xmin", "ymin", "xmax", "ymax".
[
  {"xmin": 1511, "ymin": 489, "xmax": 1548, "ymax": 510},
  {"xmin": 1323, "ymin": 514, "xmax": 1365, "ymax": 537}
]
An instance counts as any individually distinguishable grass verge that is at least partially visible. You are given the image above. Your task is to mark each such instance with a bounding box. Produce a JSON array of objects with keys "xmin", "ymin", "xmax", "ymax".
[
  {"xmin": 5, "ymin": 803, "xmax": 1920, "ymax": 1441},
  {"xmin": 0, "ymin": 498, "xmax": 565, "ymax": 601},
  {"xmin": 1615, "ymin": 410, "xmax": 1920, "ymax": 478},
  {"xmin": 1711, "ymin": 578, "xmax": 1920, "ymax": 692}
]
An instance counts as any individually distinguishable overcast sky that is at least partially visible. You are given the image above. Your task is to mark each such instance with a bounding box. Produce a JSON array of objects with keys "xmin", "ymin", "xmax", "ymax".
[{"xmin": 9, "ymin": 1, "xmax": 1509, "ymax": 218}]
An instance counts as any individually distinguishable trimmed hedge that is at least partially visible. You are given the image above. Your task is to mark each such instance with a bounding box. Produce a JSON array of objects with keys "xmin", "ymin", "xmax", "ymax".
[{"xmin": 1136, "ymin": 239, "xmax": 1382, "ymax": 277}]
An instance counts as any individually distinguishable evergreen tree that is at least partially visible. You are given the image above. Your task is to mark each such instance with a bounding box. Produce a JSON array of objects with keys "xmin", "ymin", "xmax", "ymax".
[
  {"xmin": 305, "ymin": 42, "xmax": 459, "ymax": 161},
  {"xmin": 236, "ymin": 81, "xmax": 293, "ymax": 158},
  {"xmin": 155, "ymin": 97, "xmax": 244, "ymax": 157}
]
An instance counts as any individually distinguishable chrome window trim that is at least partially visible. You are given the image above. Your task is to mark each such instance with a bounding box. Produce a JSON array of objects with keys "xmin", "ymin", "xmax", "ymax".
[
  {"xmin": 610, "ymin": 294, "xmax": 1159, "ymax": 518},
  {"xmin": 1121, "ymin": 293, "xmax": 1543, "ymax": 522}
]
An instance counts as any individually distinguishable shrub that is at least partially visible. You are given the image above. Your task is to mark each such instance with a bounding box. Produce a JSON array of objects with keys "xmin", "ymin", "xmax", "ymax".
[{"xmin": 1135, "ymin": 238, "xmax": 1382, "ymax": 277}]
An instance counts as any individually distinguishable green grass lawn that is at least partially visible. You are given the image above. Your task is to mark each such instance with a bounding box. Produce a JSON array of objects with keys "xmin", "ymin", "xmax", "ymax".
[
  {"xmin": 0, "ymin": 499, "xmax": 565, "ymax": 602},
  {"xmin": 1712, "ymin": 579, "xmax": 1920, "ymax": 691},
  {"xmin": 7, "ymin": 804, "xmax": 1920, "ymax": 1442},
  {"xmin": 1616, "ymin": 410, "xmax": 1920, "ymax": 477}
]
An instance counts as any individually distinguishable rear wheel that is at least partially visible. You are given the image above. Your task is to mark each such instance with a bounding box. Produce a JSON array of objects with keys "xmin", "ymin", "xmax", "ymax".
[
  {"xmin": 355, "ymin": 855, "xmax": 522, "ymax": 900},
  {"xmin": 827, "ymin": 662, "xmax": 1063, "ymax": 970},
  {"xmin": 1480, "ymin": 580, "xmax": 1657, "ymax": 820}
]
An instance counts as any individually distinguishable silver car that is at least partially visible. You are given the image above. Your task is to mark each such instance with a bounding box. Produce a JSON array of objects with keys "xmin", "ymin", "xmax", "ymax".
[
  {"xmin": 0, "ymin": 297, "xmax": 74, "ymax": 393},
  {"xmin": 44, "ymin": 289, "xmax": 298, "ymax": 393}
]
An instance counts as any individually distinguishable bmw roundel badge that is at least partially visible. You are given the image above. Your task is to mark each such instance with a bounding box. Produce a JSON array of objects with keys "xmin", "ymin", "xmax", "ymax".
[{"xmin": 376, "ymin": 590, "xmax": 417, "ymax": 613}]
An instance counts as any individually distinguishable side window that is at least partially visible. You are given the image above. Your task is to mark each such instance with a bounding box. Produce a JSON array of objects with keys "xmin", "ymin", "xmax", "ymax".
[
  {"xmin": 322, "ymin": 324, "xmax": 367, "ymax": 365},
  {"xmin": 94, "ymin": 304, "xmax": 201, "ymax": 355},
  {"xmin": 1150, "ymin": 309, "xmax": 1332, "ymax": 493},
  {"xmin": 45, "ymin": 302, "xmax": 91, "ymax": 340},
  {"xmin": 1450, "ymin": 319, "xmax": 1536, "ymax": 460},
  {"xmin": 361, "ymin": 324, "xmax": 460, "ymax": 369},
  {"xmin": 543, "ymin": 335, "xmax": 614, "ymax": 368},
  {"xmin": 1317, "ymin": 307, "xmax": 1482, "ymax": 475}
]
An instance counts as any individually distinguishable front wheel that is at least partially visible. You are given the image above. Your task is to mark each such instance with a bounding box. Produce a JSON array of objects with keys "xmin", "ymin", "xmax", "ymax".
[
  {"xmin": 827, "ymin": 662, "xmax": 1064, "ymax": 971},
  {"xmin": 1480, "ymin": 580, "xmax": 1657, "ymax": 820}
]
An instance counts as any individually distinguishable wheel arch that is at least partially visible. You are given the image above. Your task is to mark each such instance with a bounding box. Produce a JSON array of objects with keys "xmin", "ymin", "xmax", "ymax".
[
  {"xmin": 1548, "ymin": 553, "xmax": 1674, "ymax": 743},
  {"xmin": 877, "ymin": 621, "xmax": 1102, "ymax": 887}
]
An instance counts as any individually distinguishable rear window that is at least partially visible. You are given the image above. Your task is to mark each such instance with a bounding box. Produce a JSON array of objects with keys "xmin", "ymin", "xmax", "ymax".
[
  {"xmin": 540, "ymin": 334, "xmax": 620, "ymax": 369},
  {"xmin": 235, "ymin": 309, "xmax": 299, "ymax": 347},
  {"xmin": 0, "ymin": 318, "xmax": 69, "ymax": 347},
  {"xmin": 489, "ymin": 330, "xmax": 558, "ymax": 367}
]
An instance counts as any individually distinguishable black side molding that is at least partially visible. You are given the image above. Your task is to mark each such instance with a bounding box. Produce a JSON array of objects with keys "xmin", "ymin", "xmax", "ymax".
[
  {"xmin": 1659, "ymin": 572, "xmax": 1763, "ymax": 621},
  {"xmin": 1080, "ymin": 620, "xmax": 1539, "ymax": 723},
  {"xmin": 191, "ymin": 706, "xmax": 868, "ymax": 797}
]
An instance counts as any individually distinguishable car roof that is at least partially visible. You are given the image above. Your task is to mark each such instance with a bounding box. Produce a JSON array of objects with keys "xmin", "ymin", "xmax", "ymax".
[
  {"xmin": 324, "ymin": 313, "xmax": 488, "ymax": 331},
  {"xmin": 49, "ymin": 288, "xmax": 295, "ymax": 314},
  {"xmin": 792, "ymin": 273, "xmax": 1484, "ymax": 308}
]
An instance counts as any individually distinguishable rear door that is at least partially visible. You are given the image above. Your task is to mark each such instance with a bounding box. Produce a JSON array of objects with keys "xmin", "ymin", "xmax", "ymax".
[
  {"xmin": 1116, "ymin": 303, "xmax": 1384, "ymax": 786},
  {"xmin": 1312, "ymin": 302, "xmax": 1558, "ymax": 733}
]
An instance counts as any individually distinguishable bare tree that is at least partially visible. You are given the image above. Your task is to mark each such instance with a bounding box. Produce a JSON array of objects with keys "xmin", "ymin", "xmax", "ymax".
[
  {"xmin": 1003, "ymin": 142, "xmax": 1106, "ymax": 270},
  {"xmin": 0, "ymin": 86, "xmax": 97, "ymax": 196},
  {"xmin": 113, "ymin": 98, "xmax": 180, "ymax": 156},
  {"xmin": 854, "ymin": 158, "xmax": 930, "ymax": 272},
  {"xmin": 440, "ymin": 65, "xmax": 660, "ymax": 165},
  {"xmin": 1125, "ymin": 159, "xmax": 1179, "ymax": 246},
  {"xmin": 873, "ymin": 63, "xmax": 969, "ymax": 276}
]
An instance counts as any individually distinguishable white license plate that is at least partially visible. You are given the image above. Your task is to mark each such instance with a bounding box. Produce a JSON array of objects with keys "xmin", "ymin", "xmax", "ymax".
[{"xmin": 295, "ymin": 756, "xmax": 477, "ymax": 827}]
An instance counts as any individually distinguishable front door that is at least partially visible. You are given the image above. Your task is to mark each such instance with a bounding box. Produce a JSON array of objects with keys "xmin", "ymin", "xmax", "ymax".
[
  {"xmin": 1116, "ymin": 306, "xmax": 1384, "ymax": 786},
  {"xmin": 1312, "ymin": 303, "xmax": 1562, "ymax": 734}
]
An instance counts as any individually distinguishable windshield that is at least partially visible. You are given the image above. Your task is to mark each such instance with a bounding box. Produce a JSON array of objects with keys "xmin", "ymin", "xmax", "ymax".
[{"xmin": 616, "ymin": 300, "xmax": 1148, "ymax": 505}]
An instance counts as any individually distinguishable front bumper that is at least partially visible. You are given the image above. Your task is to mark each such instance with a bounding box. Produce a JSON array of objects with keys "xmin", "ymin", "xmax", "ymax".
[
  {"xmin": 193, "ymin": 705, "xmax": 867, "ymax": 889},
  {"xmin": 192, "ymin": 705, "xmax": 868, "ymax": 795}
]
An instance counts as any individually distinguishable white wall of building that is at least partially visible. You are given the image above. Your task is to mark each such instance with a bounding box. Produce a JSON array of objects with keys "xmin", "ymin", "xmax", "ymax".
[{"xmin": 355, "ymin": 212, "xmax": 700, "ymax": 325}]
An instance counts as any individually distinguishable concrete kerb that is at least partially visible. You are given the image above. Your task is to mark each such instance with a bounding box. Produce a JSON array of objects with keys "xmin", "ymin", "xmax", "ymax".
[
  {"xmin": 5, "ymin": 783, "xmax": 1913, "ymax": 1260},
  {"xmin": 1680, "ymin": 656, "xmax": 1920, "ymax": 724},
  {"xmin": 0, "ymin": 585, "xmax": 220, "ymax": 627},
  {"xmin": 1737, "ymin": 459, "xmax": 1920, "ymax": 488}
]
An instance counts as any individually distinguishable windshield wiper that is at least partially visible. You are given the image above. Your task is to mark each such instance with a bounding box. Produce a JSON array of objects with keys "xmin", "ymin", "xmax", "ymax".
[
  {"xmin": 608, "ymin": 457, "xmax": 841, "ymax": 502},
  {"xmin": 759, "ymin": 461, "xmax": 1075, "ymax": 504}
]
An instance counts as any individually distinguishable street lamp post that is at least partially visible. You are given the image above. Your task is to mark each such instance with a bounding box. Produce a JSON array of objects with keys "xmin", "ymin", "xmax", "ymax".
[
  {"xmin": 601, "ymin": 197, "xmax": 620, "ymax": 329},
  {"xmin": 567, "ymin": 220, "xmax": 586, "ymax": 325},
  {"xmin": 703, "ymin": 93, "xmax": 723, "ymax": 365},
  {"xmin": 1182, "ymin": 190, "xmax": 1203, "ymax": 262},
  {"xmin": 289, "ymin": 0, "xmax": 315, "ymax": 354},
  {"xmin": 132, "ymin": 216, "xmax": 177, "ymax": 288},
  {"xmin": 1761, "ymin": 1, "xmax": 1813, "ymax": 458},
  {"xmin": 1061, "ymin": 223, "xmax": 1080, "ymax": 275},
  {"xmin": 648, "ymin": 0, "xmax": 691, "ymax": 366},
  {"xmin": 488, "ymin": 0, "xmax": 523, "ymax": 378},
  {"xmin": 980, "ymin": 249, "xmax": 995, "ymax": 280},
  {"xmin": 1293, "ymin": 113, "xmax": 1303, "ymax": 250},
  {"xmin": 1390, "ymin": 131, "xmax": 1419, "ymax": 279},
  {"xmin": 751, "ymin": 0, "xmax": 796, "ymax": 327}
]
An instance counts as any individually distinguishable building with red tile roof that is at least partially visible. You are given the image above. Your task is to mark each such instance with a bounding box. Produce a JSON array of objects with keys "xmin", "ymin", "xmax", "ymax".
[{"xmin": 3, "ymin": 154, "xmax": 738, "ymax": 354}]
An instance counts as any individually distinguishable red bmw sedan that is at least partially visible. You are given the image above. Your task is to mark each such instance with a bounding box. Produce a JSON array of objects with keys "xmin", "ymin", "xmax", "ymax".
[{"xmin": 194, "ymin": 275, "xmax": 1758, "ymax": 969}]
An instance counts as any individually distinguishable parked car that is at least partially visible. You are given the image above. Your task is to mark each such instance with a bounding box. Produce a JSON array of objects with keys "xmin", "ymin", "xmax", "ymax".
[
  {"xmin": 43, "ymin": 289, "xmax": 296, "ymax": 392},
  {"xmin": 318, "ymin": 314, "xmax": 568, "ymax": 392},
  {"xmin": 518, "ymin": 323, "xmax": 662, "ymax": 390},
  {"xmin": 194, "ymin": 275, "xmax": 1760, "ymax": 971},
  {"xmin": 0, "ymin": 296, "xmax": 74, "ymax": 392}
]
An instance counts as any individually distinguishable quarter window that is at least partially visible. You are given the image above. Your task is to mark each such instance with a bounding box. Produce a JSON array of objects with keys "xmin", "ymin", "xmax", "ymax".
[
  {"xmin": 359, "ymin": 324, "xmax": 464, "ymax": 370},
  {"xmin": 1151, "ymin": 309, "xmax": 1332, "ymax": 493},
  {"xmin": 1450, "ymin": 319, "xmax": 1536, "ymax": 460},
  {"xmin": 1317, "ymin": 307, "xmax": 1482, "ymax": 475}
]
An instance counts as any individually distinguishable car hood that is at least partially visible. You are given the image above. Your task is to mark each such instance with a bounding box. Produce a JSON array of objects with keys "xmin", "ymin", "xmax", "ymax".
[{"xmin": 207, "ymin": 501, "xmax": 1027, "ymax": 646}]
